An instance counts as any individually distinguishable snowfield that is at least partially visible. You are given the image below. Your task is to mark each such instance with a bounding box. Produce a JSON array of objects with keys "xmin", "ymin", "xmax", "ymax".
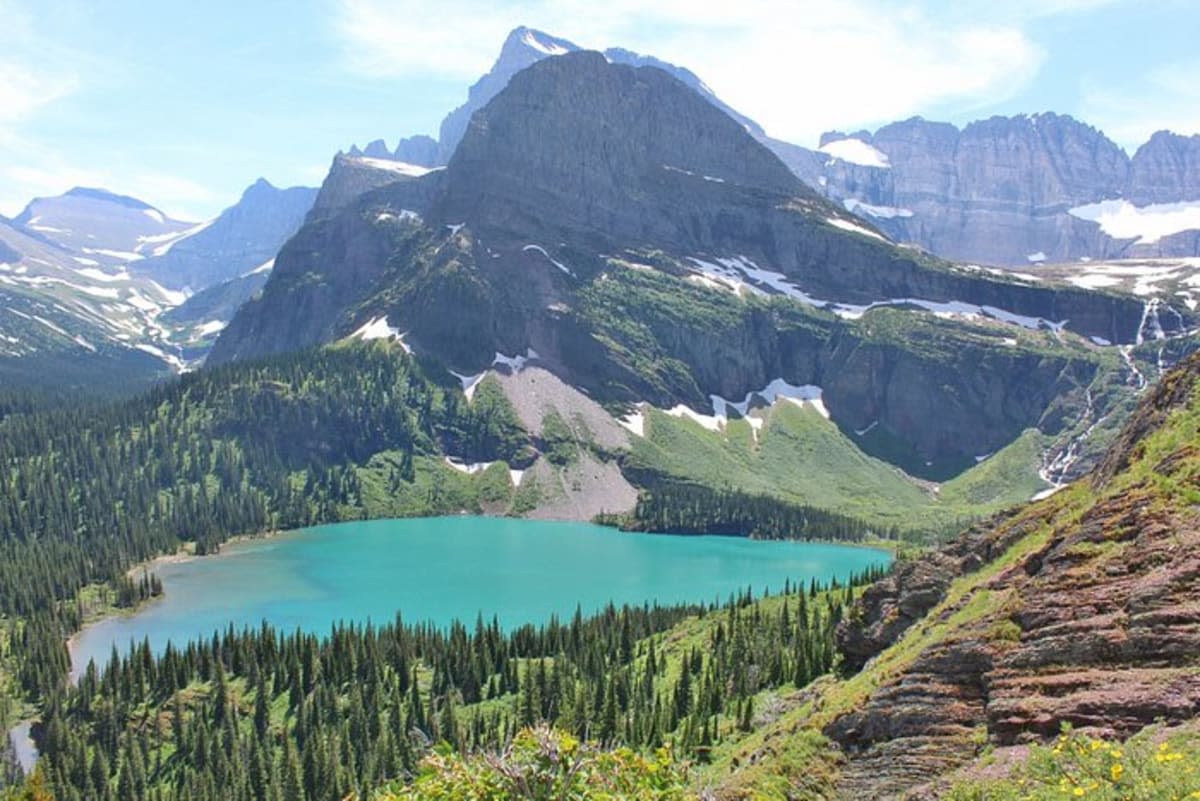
[
  {"xmin": 1068, "ymin": 198, "xmax": 1200, "ymax": 244},
  {"xmin": 818, "ymin": 137, "xmax": 891, "ymax": 168}
]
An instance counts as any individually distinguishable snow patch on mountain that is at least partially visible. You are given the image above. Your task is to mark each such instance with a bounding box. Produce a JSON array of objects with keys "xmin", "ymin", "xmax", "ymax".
[
  {"xmin": 353, "ymin": 157, "xmax": 439, "ymax": 177},
  {"xmin": 444, "ymin": 457, "xmax": 494, "ymax": 475},
  {"xmin": 450, "ymin": 370, "xmax": 486, "ymax": 401},
  {"xmin": 843, "ymin": 199, "xmax": 913, "ymax": 219},
  {"xmin": 1068, "ymin": 199, "xmax": 1200, "ymax": 244},
  {"xmin": 711, "ymin": 378, "xmax": 827, "ymax": 420},
  {"xmin": 352, "ymin": 317, "xmax": 410, "ymax": 352},
  {"xmin": 135, "ymin": 343, "xmax": 187, "ymax": 372},
  {"xmin": 195, "ymin": 320, "xmax": 226, "ymax": 337},
  {"xmin": 493, "ymin": 349, "xmax": 540, "ymax": 372},
  {"xmin": 818, "ymin": 138, "xmax": 890, "ymax": 168},
  {"xmin": 82, "ymin": 247, "xmax": 143, "ymax": 262},
  {"xmin": 523, "ymin": 244, "xmax": 573, "ymax": 276},
  {"xmin": 244, "ymin": 258, "xmax": 275, "ymax": 276},
  {"xmin": 664, "ymin": 379, "xmax": 829, "ymax": 435},
  {"xmin": 664, "ymin": 404, "xmax": 723, "ymax": 431},
  {"xmin": 618, "ymin": 408, "xmax": 646, "ymax": 437},
  {"xmin": 522, "ymin": 29, "xmax": 570, "ymax": 56},
  {"xmin": 685, "ymin": 254, "xmax": 1066, "ymax": 332},
  {"xmin": 143, "ymin": 218, "xmax": 215, "ymax": 257},
  {"xmin": 826, "ymin": 217, "xmax": 887, "ymax": 241}
]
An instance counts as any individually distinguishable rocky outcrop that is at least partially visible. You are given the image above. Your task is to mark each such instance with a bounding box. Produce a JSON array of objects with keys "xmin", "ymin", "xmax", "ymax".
[
  {"xmin": 309, "ymin": 154, "xmax": 444, "ymax": 219},
  {"xmin": 827, "ymin": 354, "xmax": 1200, "ymax": 798}
]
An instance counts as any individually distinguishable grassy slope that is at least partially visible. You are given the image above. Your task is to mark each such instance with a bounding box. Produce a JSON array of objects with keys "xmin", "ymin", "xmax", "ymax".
[
  {"xmin": 626, "ymin": 400, "xmax": 1049, "ymax": 535},
  {"xmin": 707, "ymin": 363, "xmax": 1200, "ymax": 798}
]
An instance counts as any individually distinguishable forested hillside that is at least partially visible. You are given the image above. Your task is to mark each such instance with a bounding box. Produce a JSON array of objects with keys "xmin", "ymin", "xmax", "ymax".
[{"xmin": 25, "ymin": 574, "xmax": 880, "ymax": 801}]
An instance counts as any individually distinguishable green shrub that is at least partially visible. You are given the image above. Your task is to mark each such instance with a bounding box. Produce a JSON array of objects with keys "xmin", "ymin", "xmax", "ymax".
[
  {"xmin": 374, "ymin": 726, "xmax": 693, "ymax": 800},
  {"xmin": 948, "ymin": 727, "xmax": 1200, "ymax": 800}
]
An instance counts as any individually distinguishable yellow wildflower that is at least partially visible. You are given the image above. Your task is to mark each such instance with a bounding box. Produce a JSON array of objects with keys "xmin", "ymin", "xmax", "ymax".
[{"xmin": 1073, "ymin": 787, "xmax": 1085, "ymax": 796}]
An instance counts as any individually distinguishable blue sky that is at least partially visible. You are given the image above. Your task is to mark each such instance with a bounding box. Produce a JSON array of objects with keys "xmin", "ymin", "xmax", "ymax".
[{"xmin": 2, "ymin": 0, "xmax": 1198, "ymax": 221}]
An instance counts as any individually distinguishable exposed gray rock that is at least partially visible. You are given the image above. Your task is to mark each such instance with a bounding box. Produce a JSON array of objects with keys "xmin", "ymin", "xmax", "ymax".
[
  {"xmin": 1128, "ymin": 131, "xmax": 1200, "ymax": 205},
  {"xmin": 309, "ymin": 154, "xmax": 443, "ymax": 218},
  {"xmin": 393, "ymin": 134, "xmax": 439, "ymax": 167},
  {"xmin": 813, "ymin": 116, "xmax": 1200, "ymax": 266},
  {"xmin": 362, "ymin": 139, "xmax": 390, "ymax": 158}
]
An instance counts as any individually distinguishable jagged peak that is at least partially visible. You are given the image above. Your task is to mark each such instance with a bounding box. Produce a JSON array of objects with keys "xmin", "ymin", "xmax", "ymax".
[
  {"xmin": 435, "ymin": 49, "xmax": 815, "ymax": 233},
  {"xmin": 500, "ymin": 25, "xmax": 576, "ymax": 58},
  {"xmin": 362, "ymin": 139, "xmax": 391, "ymax": 158}
]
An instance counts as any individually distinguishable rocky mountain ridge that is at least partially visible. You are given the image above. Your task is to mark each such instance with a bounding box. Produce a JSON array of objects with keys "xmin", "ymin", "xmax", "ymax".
[
  {"xmin": 812, "ymin": 116, "xmax": 1200, "ymax": 266},
  {"xmin": 349, "ymin": 25, "xmax": 763, "ymax": 169},
  {"xmin": 818, "ymin": 352, "xmax": 1200, "ymax": 798},
  {"xmin": 211, "ymin": 52, "xmax": 1194, "ymax": 481},
  {"xmin": 0, "ymin": 178, "xmax": 318, "ymax": 389},
  {"xmin": 355, "ymin": 27, "xmax": 1200, "ymax": 270}
]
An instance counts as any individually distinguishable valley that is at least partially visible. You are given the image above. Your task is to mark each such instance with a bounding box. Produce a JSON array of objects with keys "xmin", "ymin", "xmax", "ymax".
[{"xmin": 1, "ymin": 10, "xmax": 1200, "ymax": 801}]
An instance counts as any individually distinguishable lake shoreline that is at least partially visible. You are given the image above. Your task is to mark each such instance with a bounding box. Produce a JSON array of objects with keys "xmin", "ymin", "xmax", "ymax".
[
  {"xmin": 66, "ymin": 517, "xmax": 893, "ymax": 679},
  {"xmin": 66, "ymin": 528, "xmax": 285, "ymax": 676}
]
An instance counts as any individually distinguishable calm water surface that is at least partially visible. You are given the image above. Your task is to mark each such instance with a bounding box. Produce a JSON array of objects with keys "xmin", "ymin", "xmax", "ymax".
[{"xmin": 71, "ymin": 517, "xmax": 889, "ymax": 678}]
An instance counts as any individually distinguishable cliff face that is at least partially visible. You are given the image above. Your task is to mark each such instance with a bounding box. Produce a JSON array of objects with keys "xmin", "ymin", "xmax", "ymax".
[
  {"xmin": 1128, "ymin": 131, "xmax": 1200, "ymax": 206},
  {"xmin": 308, "ymin": 154, "xmax": 444, "ymax": 219},
  {"xmin": 828, "ymin": 353, "xmax": 1200, "ymax": 798},
  {"xmin": 816, "ymin": 117, "xmax": 1200, "ymax": 266}
]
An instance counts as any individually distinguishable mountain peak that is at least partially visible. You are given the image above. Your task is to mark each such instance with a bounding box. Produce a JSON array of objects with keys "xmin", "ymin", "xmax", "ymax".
[
  {"xmin": 500, "ymin": 26, "xmax": 575, "ymax": 58},
  {"xmin": 241, "ymin": 177, "xmax": 278, "ymax": 198},
  {"xmin": 63, "ymin": 186, "xmax": 157, "ymax": 212},
  {"xmin": 436, "ymin": 50, "xmax": 806, "ymax": 236}
]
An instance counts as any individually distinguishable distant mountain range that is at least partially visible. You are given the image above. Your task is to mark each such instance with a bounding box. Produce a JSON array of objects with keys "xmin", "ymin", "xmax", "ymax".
[
  {"xmin": 349, "ymin": 26, "xmax": 1200, "ymax": 269},
  {"xmin": 5, "ymin": 22, "xmax": 1200, "ymax": 428},
  {"xmin": 806, "ymin": 118, "xmax": 1200, "ymax": 266},
  {"xmin": 1, "ymin": 180, "xmax": 316, "ymax": 388},
  {"xmin": 212, "ymin": 50, "xmax": 1197, "ymax": 494}
]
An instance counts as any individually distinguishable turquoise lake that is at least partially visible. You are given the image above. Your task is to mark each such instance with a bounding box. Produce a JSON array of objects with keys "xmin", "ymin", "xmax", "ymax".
[{"xmin": 70, "ymin": 517, "xmax": 890, "ymax": 678}]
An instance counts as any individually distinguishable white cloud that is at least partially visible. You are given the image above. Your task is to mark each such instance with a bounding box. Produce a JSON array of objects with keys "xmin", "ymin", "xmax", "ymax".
[
  {"xmin": 0, "ymin": 2, "xmax": 79, "ymax": 127},
  {"xmin": 1082, "ymin": 60, "xmax": 1200, "ymax": 150},
  {"xmin": 0, "ymin": 62, "xmax": 77, "ymax": 122},
  {"xmin": 332, "ymin": 0, "xmax": 1046, "ymax": 145}
]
